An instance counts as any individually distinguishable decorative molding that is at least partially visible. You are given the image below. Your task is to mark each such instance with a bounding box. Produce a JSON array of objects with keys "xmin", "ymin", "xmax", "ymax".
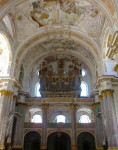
[
  {"xmin": 106, "ymin": 31, "xmax": 118, "ymax": 59},
  {"xmin": 98, "ymin": 95, "xmax": 103, "ymax": 101},
  {"xmin": 95, "ymin": 75, "xmax": 118, "ymax": 89},
  {"xmin": 0, "ymin": 145, "xmax": 4, "ymax": 149},
  {"xmin": 108, "ymin": 148, "xmax": 118, "ymax": 150},
  {"xmin": 26, "ymin": 98, "xmax": 94, "ymax": 104},
  {"xmin": 13, "ymin": 95, "xmax": 19, "ymax": 102},
  {"xmin": 0, "ymin": 89, "xmax": 13, "ymax": 97},
  {"xmin": 96, "ymin": 148, "xmax": 102, "ymax": 150},
  {"xmin": 101, "ymin": 89, "xmax": 114, "ymax": 96},
  {"xmin": 0, "ymin": 77, "xmax": 22, "ymax": 89},
  {"xmin": 113, "ymin": 64, "xmax": 118, "ymax": 74}
]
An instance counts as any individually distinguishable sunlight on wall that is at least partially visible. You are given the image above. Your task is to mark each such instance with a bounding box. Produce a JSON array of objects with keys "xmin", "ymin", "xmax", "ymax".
[
  {"xmin": 0, "ymin": 33, "xmax": 11, "ymax": 76},
  {"xmin": 56, "ymin": 115, "xmax": 66, "ymax": 123},
  {"xmin": 80, "ymin": 82, "xmax": 88, "ymax": 97},
  {"xmin": 35, "ymin": 83, "xmax": 41, "ymax": 97},
  {"xmin": 31, "ymin": 115, "xmax": 42, "ymax": 123},
  {"xmin": 79, "ymin": 115, "xmax": 91, "ymax": 123}
]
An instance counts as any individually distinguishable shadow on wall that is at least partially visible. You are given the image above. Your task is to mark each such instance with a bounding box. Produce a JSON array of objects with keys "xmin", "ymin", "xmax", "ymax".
[
  {"xmin": 24, "ymin": 131, "xmax": 41, "ymax": 150},
  {"xmin": 77, "ymin": 132, "xmax": 96, "ymax": 150},
  {"xmin": 47, "ymin": 132, "xmax": 71, "ymax": 150}
]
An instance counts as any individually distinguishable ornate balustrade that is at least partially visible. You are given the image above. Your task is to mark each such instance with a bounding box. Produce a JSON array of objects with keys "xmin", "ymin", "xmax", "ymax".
[
  {"xmin": 26, "ymin": 97, "xmax": 94, "ymax": 104},
  {"xmin": 24, "ymin": 122, "xmax": 95, "ymax": 129},
  {"xmin": 77, "ymin": 123, "xmax": 95, "ymax": 129}
]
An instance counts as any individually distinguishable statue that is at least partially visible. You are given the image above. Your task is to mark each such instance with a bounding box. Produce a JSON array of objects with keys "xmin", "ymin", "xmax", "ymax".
[
  {"xmin": 5, "ymin": 111, "xmax": 14, "ymax": 144},
  {"xmin": 102, "ymin": 138, "xmax": 108, "ymax": 150}
]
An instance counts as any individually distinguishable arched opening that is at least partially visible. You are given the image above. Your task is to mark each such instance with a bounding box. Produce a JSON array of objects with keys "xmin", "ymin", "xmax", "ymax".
[
  {"xmin": 24, "ymin": 131, "xmax": 41, "ymax": 150},
  {"xmin": 56, "ymin": 115, "xmax": 66, "ymax": 123},
  {"xmin": 0, "ymin": 33, "xmax": 11, "ymax": 76},
  {"xmin": 47, "ymin": 132, "xmax": 71, "ymax": 150},
  {"xmin": 80, "ymin": 82, "xmax": 88, "ymax": 97},
  {"xmin": 77, "ymin": 132, "xmax": 96, "ymax": 150},
  {"xmin": 79, "ymin": 115, "xmax": 91, "ymax": 123},
  {"xmin": 35, "ymin": 83, "xmax": 41, "ymax": 97},
  {"xmin": 31, "ymin": 114, "xmax": 42, "ymax": 123}
]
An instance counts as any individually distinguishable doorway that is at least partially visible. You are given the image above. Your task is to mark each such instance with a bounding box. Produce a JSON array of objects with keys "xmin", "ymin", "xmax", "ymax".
[
  {"xmin": 77, "ymin": 132, "xmax": 96, "ymax": 150},
  {"xmin": 47, "ymin": 132, "xmax": 71, "ymax": 150},
  {"xmin": 24, "ymin": 131, "xmax": 41, "ymax": 150}
]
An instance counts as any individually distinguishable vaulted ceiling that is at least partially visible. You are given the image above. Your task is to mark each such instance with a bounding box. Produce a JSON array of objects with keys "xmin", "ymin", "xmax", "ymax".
[{"xmin": 0, "ymin": 0, "xmax": 118, "ymax": 77}]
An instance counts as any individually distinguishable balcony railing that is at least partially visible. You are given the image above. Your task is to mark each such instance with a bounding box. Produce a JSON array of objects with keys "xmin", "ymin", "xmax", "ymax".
[{"xmin": 24, "ymin": 122, "xmax": 95, "ymax": 129}]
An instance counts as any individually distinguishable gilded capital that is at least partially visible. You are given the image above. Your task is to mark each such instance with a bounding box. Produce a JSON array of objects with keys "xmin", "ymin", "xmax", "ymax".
[
  {"xmin": 101, "ymin": 89, "xmax": 114, "ymax": 97},
  {"xmin": 0, "ymin": 90, "xmax": 14, "ymax": 97},
  {"xmin": 42, "ymin": 104, "xmax": 49, "ymax": 109},
  {"xmin": 106, "ymin": 89, "xmax": 114, "ymax": 96},
  {"xmin": 72, "ymin": 146, "xmax": 77, "ymax": 150},
  {"xmin": 93, "ymin": 102, "xmax": 100, "ymax": 109},
  {"xmin": 70, "ymin": 104, "xmax": 76, "ymax": 108}
]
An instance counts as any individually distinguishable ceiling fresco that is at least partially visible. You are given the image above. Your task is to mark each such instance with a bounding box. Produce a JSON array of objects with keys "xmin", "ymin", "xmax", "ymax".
[{"xmin": 9, "ymin": 0, "xmax": 107, "ymax": 46}]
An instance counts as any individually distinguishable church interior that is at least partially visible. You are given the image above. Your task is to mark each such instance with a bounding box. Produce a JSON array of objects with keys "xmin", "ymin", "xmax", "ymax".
[{"xmin": 0, "ymin": 0, "xmax": 118, "ymax": 150}]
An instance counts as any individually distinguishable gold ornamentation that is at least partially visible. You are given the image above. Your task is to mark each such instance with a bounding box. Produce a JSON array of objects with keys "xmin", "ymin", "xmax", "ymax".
[
  {"xmin": 101, "ymin": 89, "xmax": 114, "ymax": 97},
  {"xmin": 106, "ymin": 31, "xmax": 118, "ymax": 59},
  {"xmin": 108, "ymin": 148, "xmax": 118, "ymax": 150},
  {"xmin": 99, "ymin": 95, "xmax": 103, "ymax": 101},
  {"xmin": 72, "ymin": 146, "xmax": 77, "ymax": 150},
  {"xmin": 40, "ymin": 146, "xmax": 47, "ymax": 150},
  {"xmin": 0, "ymin": 90, "xmax": 13, "ymax": 97},
  {"xmin": 0, "ymin": 145, "xmax": 5, "ymax": 149},
  {"xmin": 17, "ymin": 102, "xmax": 27, "ymax": 109},
  {"xmin": 114, "ymin": 64, "xmax": 118, "ymax": 74},
  {"xmin": 12, "ymin": 146, "xmax": 22, "ymax": 149},
  {"xmin": 96, "ymin": 148, "xmax": 102, "ymax": 150},
  {"xmin": 13, "ymin": 95, "xmax": 18, "ymax": 102},
  {"xmin": 93, "ymin": 102, "xmax": 100, "ymax": 109}
]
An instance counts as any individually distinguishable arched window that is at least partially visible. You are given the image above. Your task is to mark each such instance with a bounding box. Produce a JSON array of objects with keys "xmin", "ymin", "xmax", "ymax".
[
  {"xmin": 31, "ymin": 115, "xmax": 42, "ymax": 123},
  {"xmin": 82, "ymin": 69, "xmax": 87, "ymax": 77},
  {"xmin": 56, "ymin": 115, "xmax": 66, "ymax": 123},
  {"xmin": 79, "ymin": 115, "xmax": 91, "ymax": 123},
  {"xmin": 80, "ymin": 82, "xmax": 88, "ymax": 97},
  {"xmin": 35, "ymin": 83, "xmax": 41, "ymax": 97},
  {"xmin": 0, "ymin": 33, "xmax": 11, "ymax": 76}
]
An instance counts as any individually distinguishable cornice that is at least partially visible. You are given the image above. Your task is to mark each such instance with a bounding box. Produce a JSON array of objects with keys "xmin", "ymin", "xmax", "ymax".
[
  {"xmin": 0, "ymin": 76, "xmax": 22, "ymax": 89},
  {"xmin": 25, "ymin": 97, "xmax": 94, "ymax": 105},
  {"xmin": 0, "ymin": 89, "xmax": 13, "ymax": 97},
  {"xmin": 106, "ymin": 31, "xmax": 118, "ymax": 59},
  {"xmin": 94, "ymin": 75, "xmax": 118, "ymax": 89}
]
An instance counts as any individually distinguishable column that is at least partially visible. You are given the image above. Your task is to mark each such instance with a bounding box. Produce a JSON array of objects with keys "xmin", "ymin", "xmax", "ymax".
[
  {"xmin": 41, "ymin": 104, "xmax": 49, "ymax": 150},
  {"xmin": 70, "ymin": 104, "xmax": 77, "ymax": 150},
  {"xmin": 0, "ymin": 90, "xmax": 14, "ymax": 150},
  {"xmin": 101, "ymin": 89, "xmax": 118, "ymax": 150},
  {"xmin": 12, "ymin": 102, "xmax": 27, "ymax": 150},
  {"xmin": 93, "ymin": 103, "xmax": 104, "ymax": 150}
]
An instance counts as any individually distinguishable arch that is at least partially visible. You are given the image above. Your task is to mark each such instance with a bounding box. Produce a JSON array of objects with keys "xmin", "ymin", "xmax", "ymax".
[
  {"xmin": 56, "ymin": 115, "xmax": 66, "ymax": 123},
  {"xmin": 76, "ymin": 107, "xmax": 92, "ymax": 123},
  {"xmin": 79, "ymin": 115, "xmax": 91, "ymax": 123},
  {"xmin": 24, "ymin": 131, "xmax": 41, "ymax": 150},
  {"xmin": 80, "ymin": 81, "xmax": 88, "ymax": 97},
  {"xmin": 0, "ymin": 32, "xmax": 12, "ymax": 76},
  {"xmin": 31, "ymin": 114, "xmax": 42, "ymax": 123},
  {"xmin": 47, "ymin": 132, "xmax": 71, "ymax": 150},
  {"xmin": 35, "ymin": 82, "xmax": 41, "ymax": 97},
  {"xmin": 77, "ymin": 132, "xmax": 96, "ymax": 150},
  {"xmin": 0, "ymin": 0, "xmax": 115, "ymax": 28}
]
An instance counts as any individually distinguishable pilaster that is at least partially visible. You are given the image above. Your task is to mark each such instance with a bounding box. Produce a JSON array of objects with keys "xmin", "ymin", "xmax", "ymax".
[
  {"xmin": 100, "ymin": 89, "xmax": 118, "ymax": 148},
  {"xmin": 0, "ymin": 90, "xmax": 14, "ymax": 150},
  {"xmin": 70, "ymin": 104, "xmax": 77, "ymax": 150}
]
